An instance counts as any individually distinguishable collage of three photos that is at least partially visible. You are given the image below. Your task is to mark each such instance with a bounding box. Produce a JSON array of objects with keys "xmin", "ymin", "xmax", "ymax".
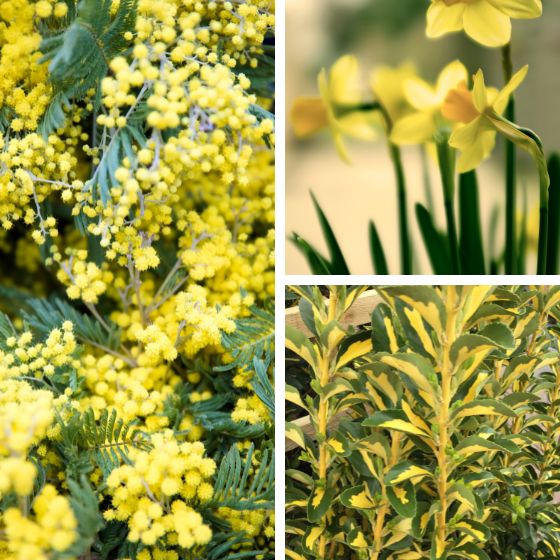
[{"xmin": 1, "ymin": 0, "xmax": 560, "ymax": 559}]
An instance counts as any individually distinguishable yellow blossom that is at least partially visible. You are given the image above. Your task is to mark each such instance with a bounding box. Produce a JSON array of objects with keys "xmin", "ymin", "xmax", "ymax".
[
  {"xmin": 290, "ymin": 55, "xmax": 376, "ymax": 162},
  {"xmin": 390, "ymin": 60, "xmax": 468, "ymax": 146},
  {"xmin": 426, "ymin": 0, "xmax": 542, "ymax": 48},
  {"xmin": 445, "ymin": 65, "xmax": 528, "ymax": 171}
]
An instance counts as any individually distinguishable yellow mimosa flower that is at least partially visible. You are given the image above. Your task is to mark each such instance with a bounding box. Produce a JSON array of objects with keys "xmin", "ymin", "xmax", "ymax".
[
  {"xmin": 370, "ymin": 62, "xmax": 417, "ymax": 123},
  {"xmin": 445, "ymin": 65, "xmax": 528, "ymax": 172},
  {"xmin": 426, "ymin": 0, "xmax": 542, "ymax": 48},
  {"xmin": 290, "ymin": 55, "xmax": 376, "ymax": 162},
  {"xmin": 390, "ymin": 60, "xmax": 468, "ymax": 145}
]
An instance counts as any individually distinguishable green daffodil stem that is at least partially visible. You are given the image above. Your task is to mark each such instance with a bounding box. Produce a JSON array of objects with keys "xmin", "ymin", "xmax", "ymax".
[
  {"xmin": 436, "ymin": 135, "xmax": 460, "ymax": 274},
  {"xmin": 378, "ymin": 104, "xmax": 412, "ymax": 274},
  {"xmin": 502, "ymin": 43, "xmax": 517, "ymax": 274},
  {"xmin": 388, "ymin": 142, "xmax": 412, "ymax": 275},
  {"xmin": 537, "ymin": 181, "xmax": 549, "ymax": 275}
]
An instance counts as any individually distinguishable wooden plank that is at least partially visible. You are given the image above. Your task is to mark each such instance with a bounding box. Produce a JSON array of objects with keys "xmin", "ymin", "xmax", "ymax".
[{"xmin": 285, "ymin": 289, "xmax": 382, "ymax": 337}]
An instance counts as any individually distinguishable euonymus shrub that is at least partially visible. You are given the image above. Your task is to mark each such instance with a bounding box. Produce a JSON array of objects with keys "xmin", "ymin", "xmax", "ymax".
[{"xmin": 286, "ymin": 285, "xmax": 560, "ymax": 560}]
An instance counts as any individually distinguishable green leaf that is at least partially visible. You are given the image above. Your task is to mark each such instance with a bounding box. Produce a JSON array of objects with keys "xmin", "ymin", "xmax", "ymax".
[
  {"xmin": 211, "ymin": 444, "xmax": 274, "ymax": 511},
  {"xmin": 216, "ymin": 303, "xmax": 274, "ymax": 371},
  {"xmin": 452, "ymin": 399, "xmax": 517, "ymax": 420},
  {"xmin": 458, "ymin": 170, "xmax": 485, "ymax": 274},
  {"xmin": 286, "ymin": 325, "xmax": 319, "ymax": 368},
  {"xmin": 307, "ymin": 486, "xmax": 337, "ymax": 523},
  {"xmin": 371, "ymin": 303, "xmax": 398, "ymax": 353},
  {"xmin": 478, "ymin": 323, "xmax": 515, "ymax": 349},
  {"xmin": 452, "ymin": 542, "xmax": 490, "ymax": 560},
  {"xmin": 387, "ymin": 480, "xmax": 417, "ymax": 517},
  {"xmin": 335, "ymin": 331, "xmax": 372, "ymax": 369},
  {"xmin": 363, "ymin": 409, "xmax": 431, "ymax": 437},
  {"xmin": 310, "ymin": 190, "xmax": 350, "ymax": 274},
  {"xmin": 453, "ymin": 519, "xmax": 490, "ymax": 542},
  {"xmin": 384, "ymin": 461, "xmax": 432, "ymax": 485},
  {"xmin": 454, "ymin": 435, "xmax": 517, "ymax": 458},
  {"xmin": 546, "ymin": 153, "xmax": 560, "ymax": 274},
  {"xmin": 416, "ymin": 203, "xmax": 452, "ymax": 274},
  {"xmin": 290, "ymin": 233, "xmax": 332, "ymax": 274},
  {"xmin": 368, "ymin": 219, "xmax": 389, "ymax": 275},
  {"xmin": 339, "ymin": 484, "xmax": 376, "ymax": 509}
]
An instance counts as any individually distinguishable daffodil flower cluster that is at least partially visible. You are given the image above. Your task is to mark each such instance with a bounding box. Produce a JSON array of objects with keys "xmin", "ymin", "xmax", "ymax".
[{"xmin": 290, "ymin": 0, "xmax": 551, "ymax": 276}]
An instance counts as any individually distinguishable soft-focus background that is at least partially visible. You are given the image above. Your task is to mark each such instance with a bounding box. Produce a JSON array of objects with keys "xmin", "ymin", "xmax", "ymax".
[{"xmin": 286, "ymin": 0, "xmax": 560, "ymax": 274}]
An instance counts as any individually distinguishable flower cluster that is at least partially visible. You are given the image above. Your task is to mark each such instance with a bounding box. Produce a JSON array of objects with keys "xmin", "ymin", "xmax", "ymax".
[
  {"xmin": 106, "ymin": 431, "xmax": 215, "ymax": 548},
  {"xmin": 3, "ymin": 484, "xmax": 77, "ymax": 560},
  {"xmin": 0, "ymin": 0, "xmax": 274, "ymax": 556}
]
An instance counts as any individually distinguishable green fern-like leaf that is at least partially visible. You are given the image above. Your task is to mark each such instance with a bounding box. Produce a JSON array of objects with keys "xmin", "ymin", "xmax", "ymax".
[
  {"xmin": 209, "ymin": 444, "xmax": 274, "ymax": 511},
  {"xmin": 22, "ymin": 297, "xmax": 121, "ymax": 351},
  {"xmin": 56, "ymin": 407, "xmax": 151, "ymax": 479},
  {"xmin": 250, "ymin": 357, "xmax": 274, "ymax": 416},
  {"xmin": 40, "ymin": 0, "xmax": 137, "ymax": 98},
  {"xmin": 216, "ymin": 303, "xmax": 274, "ymax": 371}
]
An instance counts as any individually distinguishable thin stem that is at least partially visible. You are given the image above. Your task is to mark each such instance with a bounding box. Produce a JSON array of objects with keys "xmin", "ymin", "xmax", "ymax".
[
  {"xmin": 435, "ymin": 288, "xmax": 458, "ymax": 553},
  {"xmin": 502, "ymin": 43, "xmax": 516, "ymax": 274},
  {"xmin": 379, "ymin": 105, "xmax": 412, "ymax": 274},
  {"xmin": 317, "ymin": 289, "xmax": 339, "ymax": 557}
]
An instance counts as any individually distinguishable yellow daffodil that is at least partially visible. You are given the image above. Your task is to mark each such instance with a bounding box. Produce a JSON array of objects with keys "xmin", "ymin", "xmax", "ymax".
[
  {"xmin": 290, "ymin": 55, "xmax": 376, "ymax": 162},
  {"xmin": 426, "ymin": 0, "xmax": 542, "ymax": 48},
  {"xmin": 370, "ymin": 62, "xmax": 417, "ymax": 123},
  {"xmin": 390, "ymin": 60, "xmax": 468, "ymax": 145},
  {"xmin": 444, "ymin": 65, "xmax": 528, "ymax": 172}
]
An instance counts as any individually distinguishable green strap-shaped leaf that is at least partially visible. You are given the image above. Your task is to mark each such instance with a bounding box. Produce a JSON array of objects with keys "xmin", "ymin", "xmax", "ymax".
[
  {"xmin": 387, "ymin": 480, "xmax": 417, "ymax": 518},
  {"xmin": 546, "ymin": 153, "xmax": 560, "ymax": 274},
  {"xmin": 310, "ymin": 190, "xmax": 350, "ymax": 274},
  {"xmin": 416, "ymin": 203, "xmax": 452, "ymax": 274},
  {"xmin": 290, "ymin": 233, "xmax": 332, "ymax": 274},
  {"xmin": 453, "ymin": 519, "xmax": 490, "ymax": 542},
  {"xmin": 369, "ymin": 220, "xmax": 389, "ymax": 275},
  {"xmin": 478, "ymin": 323, "xmax": 515, "ymax": 349},
  {"xmin": 459, "ymin": 170, "xmax": 486, "ymax": 274}
]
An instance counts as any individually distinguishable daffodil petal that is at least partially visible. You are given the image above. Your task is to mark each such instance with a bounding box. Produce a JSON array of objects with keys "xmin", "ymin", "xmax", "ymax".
[
  {"xmin": 436, "ymin": 60, "xmax": 469, "ymax": 102},
  {"xmin": 290, "ymin": 97, "xmax": 329, "ymax": 137},
  {"xmin": 391, "ymin": 111, "xmax": 435, "ymax": 145},
  {"xmin": 449, "ymin": 118, "xmax": 484, "ymax": 151},
  {"xmin": 338, "ymin": 113, "xmax": 378, "ymax": 141},
  {"xmin": 472, "ymin": 70, "xmax": 488, "ymax": 113},
  {"xmin": 493, "ymin": 65, "xmax": 529, "ymax": 114},
  {"xmin": 330, "ymin": 55, "xmax": 362, "ymax": 105},
  {"xmin": 458, "ymin": 130, "xmax": 496, "ymax": 172},
  {"xmin": 489, "ymin": 0, "xmax": 542, "ymax": 19},
  {"xmin": 404, "ymin": 78, "xmax": 438, "ymax": 111},
  {"xmin": 463, "ymin": 2, "xmax": 511, "ymax": 47},
  {"xmin": 426, "ymin": 2, "xmax": 465, "ymax": 38},
  {"xmin": 332, "ymin": 129, "xmax": 351, "ymax": 164}
]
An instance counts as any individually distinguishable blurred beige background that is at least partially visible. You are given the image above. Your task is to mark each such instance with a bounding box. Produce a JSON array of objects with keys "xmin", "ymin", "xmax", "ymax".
[{"xmin": 286, "ymin": 0, "xmax": 560, "ymax": 274}]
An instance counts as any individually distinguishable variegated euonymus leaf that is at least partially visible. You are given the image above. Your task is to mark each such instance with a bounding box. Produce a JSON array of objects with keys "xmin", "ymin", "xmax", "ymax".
[{"xmin": 286, "ymin": 285, "xmax": 560, "ymax": 559}]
